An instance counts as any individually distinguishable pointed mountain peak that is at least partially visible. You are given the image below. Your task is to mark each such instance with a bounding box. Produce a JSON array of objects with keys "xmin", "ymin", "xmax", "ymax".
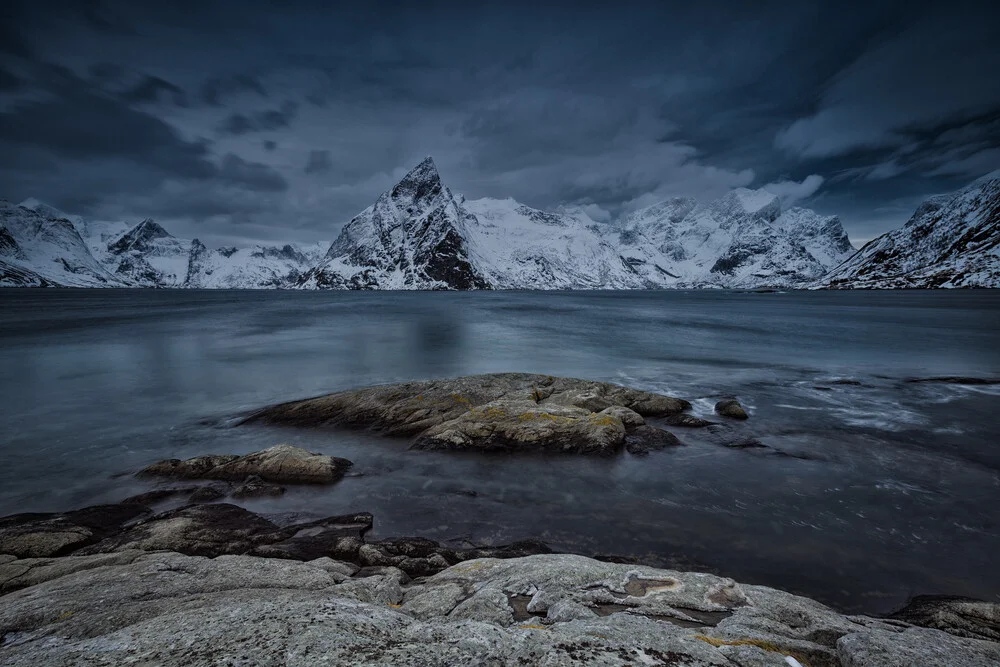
[
  {"xmin": 387, "ymin": 157, "xmax": 446, "ymax": 206},
  {"xmin": 108, "ymin": 218, "xmax": 172, "ymax": 254},
  {"xmin": 395, "ymin": 156, "xmax": 440, "ymax": 187}
]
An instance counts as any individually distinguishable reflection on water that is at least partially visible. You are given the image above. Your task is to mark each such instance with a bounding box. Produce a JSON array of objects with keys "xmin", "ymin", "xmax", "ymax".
[{"xmin": 1, "ymin": 288, "xmax": 999, "ymax": 614}]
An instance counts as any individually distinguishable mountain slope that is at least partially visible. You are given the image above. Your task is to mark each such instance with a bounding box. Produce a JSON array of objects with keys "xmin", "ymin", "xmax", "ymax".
[
  {"xmin": 821, "ymin": 177, "xmax": 1000, "ymax": 288},
  {"xmin": 104, "ymin": 219, "xmax": 194, "ymax": 287},
  {"xmin": 0, "ymin": 200, "xmax": 124, "ymax": 287},
  {"xmin": 614, "ymin": 189, "xmax": 855, "ymax": 288},
  {"xmin": 461, "ymin": 198, "xmax": 646, "ymax": 289},
  {"xmin": 300, "ymin": 158, "xmax": 489, "ymax": 290},
  {"xmin": 186, "ymin": 241, "xmax": 327, "ymax": 288}
]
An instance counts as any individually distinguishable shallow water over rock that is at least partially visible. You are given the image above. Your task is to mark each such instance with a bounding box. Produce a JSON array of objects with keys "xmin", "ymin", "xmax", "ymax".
[{"xmin": 0, "ymin": 289, "xmax": 998, "ymax": 614}]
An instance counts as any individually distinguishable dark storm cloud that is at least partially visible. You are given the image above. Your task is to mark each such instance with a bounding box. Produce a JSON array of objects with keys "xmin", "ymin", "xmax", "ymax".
[
  {"xmin": 120, "ymin": 75, "xmax": 188, "ymax": 106},
  {"xmin": 217, "ymin": 101, "xmax": 298, "ymax": 135},
  {"xmin": 304, "ymin": 150, "xmax": 332, "ymax": 175},
  {"xmin": 200, "ymin": 74, "xmax": 268, "ymax": 107},
  {"xmin": 0, "ymin": 0, "xmax": 997, "ymax": 245}
]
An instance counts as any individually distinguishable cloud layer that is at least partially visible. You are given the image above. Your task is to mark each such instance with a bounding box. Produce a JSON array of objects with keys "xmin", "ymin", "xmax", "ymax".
[{"xmin": 0, "ymin": 0, "xmax": 997, "ymax": 246}]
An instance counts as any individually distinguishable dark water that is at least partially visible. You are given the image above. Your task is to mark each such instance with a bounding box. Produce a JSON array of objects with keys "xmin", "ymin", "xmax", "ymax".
[{"xmin": 1, "ymin": 289, "xmax": 998, "ymax": 614}]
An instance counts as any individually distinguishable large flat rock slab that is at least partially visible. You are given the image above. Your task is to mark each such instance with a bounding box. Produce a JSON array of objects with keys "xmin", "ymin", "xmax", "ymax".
[
  {"xmin": 2, "ymin": 551, "xmax": 997, "ymax": 666},
  {"xmin": 247, "ymin": 373, "xmax": 691, "ymax": 455}
]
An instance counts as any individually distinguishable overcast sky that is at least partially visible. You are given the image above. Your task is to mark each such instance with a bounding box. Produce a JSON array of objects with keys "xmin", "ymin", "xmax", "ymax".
[{"xmin": 1, "ymin": 0, "xmax": 998, "ymax": 247}]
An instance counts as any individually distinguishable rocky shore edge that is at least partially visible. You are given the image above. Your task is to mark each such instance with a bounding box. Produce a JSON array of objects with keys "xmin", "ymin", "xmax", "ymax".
[{"xmin": 3, "ymin": 374, "xmax": 999, "ymax": 665}]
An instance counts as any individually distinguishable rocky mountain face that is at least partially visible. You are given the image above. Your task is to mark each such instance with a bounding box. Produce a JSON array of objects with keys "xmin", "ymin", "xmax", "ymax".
[
  {"xmin": 300, "ymin": 157, "xmax": 489, "ymax": 290},
  {"xmin": 820, "ymin": 177, "xmax": 1000, "ymax": 289},
  {"xmin": 5, "ymin": 158, "xmax": 997, "ymax": 290},
  {"xmin": 0, "ymin": 200, "xmax": 124, "ymax": 287}
]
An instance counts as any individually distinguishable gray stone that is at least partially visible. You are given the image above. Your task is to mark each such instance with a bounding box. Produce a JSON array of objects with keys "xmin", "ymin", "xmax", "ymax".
[
  {"xmin": 139, "ymin": 444, "xmax": 352, "ymax": 484},
  {"xmin": 306, "ymin": 556, "xmax": 360, "ymax": 578},
  {"xmin": 247, "ymin": 373, "xmax": 692, "ymax": 455},
  {"xmin": 889, "ymin": 595, "xmax": 1000, "ymax": 642},
  {"xmin": 624, "ymin": 425, "xmax": 683, "ymax": 455},
  {"xmin": 837, "ymin": 626, "xmax": 1000, "ymax": 666},
  {"xmin": 231, "ymin": 474, "xmax": 286, "ymax": 499},
  {"xmin": 0, "ymin": 504, "xmax": 150, "ymax": 558},
  {"xmin": 716, "ymin": 399, "xmax": 749, "ymax": 419},
  {"xmin": 1, "ymin": 550, "xmax": 996, "ymax": 666},
  {"xmin": 400, "ymin": 582, "xmax": 468, "ymax": 619},
  {"xmin": 76, "ymin": 503, "xmax": 283, "ymax": 558}
]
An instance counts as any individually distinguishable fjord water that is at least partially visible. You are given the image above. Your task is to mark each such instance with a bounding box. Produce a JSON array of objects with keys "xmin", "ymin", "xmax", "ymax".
[{"xmin": 1, "ymin": 289, "xmax": 998, "ymax": 613}]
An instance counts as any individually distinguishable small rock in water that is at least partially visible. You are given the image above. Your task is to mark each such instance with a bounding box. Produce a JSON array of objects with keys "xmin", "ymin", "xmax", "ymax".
[
  {"xmin": 715, "ymin": 399, "xmax": 749, "ymax": 420},
  {"xmin": 664, "ymin": 413, "xmax": 715, "ymax": 427},
  {"xmin": 624, "ymin": 425, "xmax": 682, "ymax": 456},
  {"xmin": 138, "ymin": 444, "xmax": 352, "ymax": 484}
]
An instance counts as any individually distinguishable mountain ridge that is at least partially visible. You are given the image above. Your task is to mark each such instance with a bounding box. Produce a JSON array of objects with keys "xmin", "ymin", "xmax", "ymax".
[{"xmin": 3, "ymin": 160, "xmax": 997, "ymax": 289}]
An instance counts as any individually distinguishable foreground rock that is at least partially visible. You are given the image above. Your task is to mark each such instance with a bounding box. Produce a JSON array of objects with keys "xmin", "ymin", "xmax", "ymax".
[
  {"xmin": 1, "ymin": 503, "xmax": 549, "ymax": 582},
  {"xmin": 247, "ymin": 373, "xmax": 691, "ymax": 455},
  {"xmin": 139, "ymin": 444, "xmax": 352, "ymax": 484},
  {"xmin": 715, "ymin": 399, "xmax": 749, "ymax": 420},
  {"xmin": 0, "ymin": 504, "xmax": 149, "ymax": 558},
  {"xmin": 1, "ymin": 552, "xmax": 997, "ymax": 666}
]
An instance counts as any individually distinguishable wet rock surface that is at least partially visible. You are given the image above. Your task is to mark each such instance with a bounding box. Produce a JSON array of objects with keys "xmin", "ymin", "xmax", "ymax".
[
  {"xmin": 0, "ymin": 504, "xmax": 150, "ymax": 559},
  {"xmin": 139, "ymin": 444, "xmax": 352, "ymax": 484},
  {"xmin": 1, "ymin": 551, "xmax": 996, "ymax": 666},
  {"xmin": 0, "ymin": 503, "xmax": 550, "ymax": 582},
  {"xmin": 715, "ymin": 399, "xmax": 749, "ymax": 420},
  {"xmin": 246, "ymin": 373, "xmax": 692, "ymax": 455}
]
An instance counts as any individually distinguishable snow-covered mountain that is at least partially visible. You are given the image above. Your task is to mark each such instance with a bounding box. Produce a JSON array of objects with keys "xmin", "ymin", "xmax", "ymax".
[
  {"xmin": 2, "ymin": 200, "xmax": 326, "ymax": 289},
  {"xmin": 12, "ymin": 157, "xmax": 995, "ymax": 291},
  {"xmin": 819, "ymin": 177, "xmax": 1000, "ymax": 289},
  {"xmin": 0, "ymin": 200, "xmax": 125, "ymax": 287},
  {"xmin": 613, "ymin": 190, "xmax": 854, "ymax": 288},
  {"xmin": 299, "ymin": 158, "xmax": 855, "ymax": 290},
  {"xmin": 300, "ymin": 158, "xmax": 489, "ymax": 290}
]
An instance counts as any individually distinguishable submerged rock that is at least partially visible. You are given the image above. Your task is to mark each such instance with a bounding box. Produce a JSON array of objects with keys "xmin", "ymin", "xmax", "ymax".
[
  {"xmin": 246, "ymin": 373, "xmax": 691, "ymax": 455},
  {"xmin": 715, "ymin": 399, "xmax": 749, "ymax": 420},
  {"xmin": 138, "ymin": 444, "xmax": 352, "ymax": 484},
  {"xmin": 2, "ymin": 551, "xmax": 996, "ymax": 666}
]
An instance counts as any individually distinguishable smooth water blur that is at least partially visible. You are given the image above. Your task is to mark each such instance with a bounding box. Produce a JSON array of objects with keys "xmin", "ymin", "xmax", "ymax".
[{"xmin": 1, "ymin": 289, "xmax": 998, "ymax": 613}]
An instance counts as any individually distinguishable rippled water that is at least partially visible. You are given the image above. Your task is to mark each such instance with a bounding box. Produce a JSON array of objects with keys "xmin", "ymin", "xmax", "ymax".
[{"xmin": 1, "ymin": 289, "xmax": 998, "ymax": 614}]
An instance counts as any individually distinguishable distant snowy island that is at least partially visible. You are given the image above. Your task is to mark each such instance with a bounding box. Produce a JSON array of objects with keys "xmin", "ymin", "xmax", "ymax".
[{"xmin": 2, "ymin": 158, "xmax": 997, "ymax": 289}]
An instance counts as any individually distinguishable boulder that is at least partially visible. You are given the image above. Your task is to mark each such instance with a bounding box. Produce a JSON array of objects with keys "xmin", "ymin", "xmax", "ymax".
[
  {"xmin": 715, "ymin": 399, "xmax": 749, "ymax": 420},
  {"xmin": 890, "ymin": 595, "xmax": 1000, "ymax": 642},
  {"xmin": 138, "ymin": 444, "xmax": 352, "ymax": 484},
  {"xmin": 413, "ymin": 399, "xmax": 628, "ymax": 455},
  {"xmin": 665, "ymin": 413, "xmax": 716, "ymax": 427},
  {"xmin": 0, "ymin": 504, "xmax": 149, "ymax": 558},
  {"xmin": 246, "ymin": 373, "xmax": 692, "ymax": 455},
  {"xmin": 75, "ymin": 503, "xmax": 284, "ymax": 558},
  {"xmin": 624, "ymin": 425, "xmax": 683, "ymax": 455}
]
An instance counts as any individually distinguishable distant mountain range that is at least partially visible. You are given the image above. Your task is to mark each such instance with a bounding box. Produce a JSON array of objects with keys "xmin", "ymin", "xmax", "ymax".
[{"xmin": 2, "ymin": 158, "xmax": 997, "ymax": 289}]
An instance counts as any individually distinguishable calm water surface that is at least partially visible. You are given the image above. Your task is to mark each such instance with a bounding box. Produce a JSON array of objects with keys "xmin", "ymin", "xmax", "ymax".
[{"xmin": 1, "ymin": 289, "xmax": 998, "ymax": 614}]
